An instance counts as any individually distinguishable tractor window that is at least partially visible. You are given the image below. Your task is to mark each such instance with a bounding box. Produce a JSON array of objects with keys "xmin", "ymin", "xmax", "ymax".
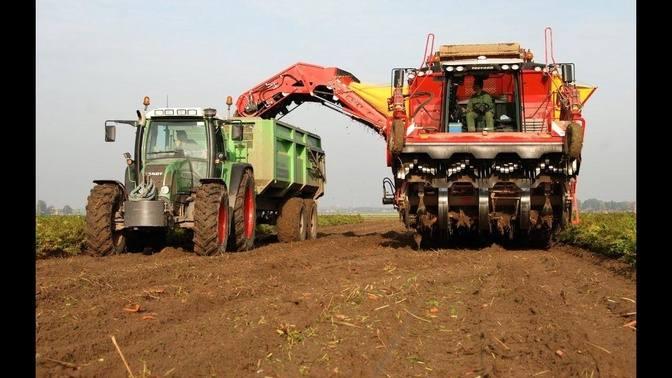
[
  {"xmin": 145, "ymin": 120, "xmax": 208, "ymax": 159},
  {"xmin": 144, "ymin": 120, "xmax": 209, "ymax": 180}
]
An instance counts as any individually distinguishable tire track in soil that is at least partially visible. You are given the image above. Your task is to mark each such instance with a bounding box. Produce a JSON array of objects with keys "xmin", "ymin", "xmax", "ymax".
[{"xmin": 36, "ymin": 220, "xmax": 635, "ymax": 377}]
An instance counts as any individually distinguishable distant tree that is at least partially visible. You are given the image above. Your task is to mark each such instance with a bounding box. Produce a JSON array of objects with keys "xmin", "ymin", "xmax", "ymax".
[
  {"xmin": 47, "ymin": 206, "xmax": 55, "ymax": 215},
  {"xmin": 37, "ymin": 200, "xmax": 48, "ymax": 215},
  {"xmin": 62, "ymin": 205, "xmax": 73, "ymax": 215}
]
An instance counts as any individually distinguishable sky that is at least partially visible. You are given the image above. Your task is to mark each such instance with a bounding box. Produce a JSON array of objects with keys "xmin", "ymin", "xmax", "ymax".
[{"xmin": 36, "ymin": 0, "xmax": 635, "ymax": 209}]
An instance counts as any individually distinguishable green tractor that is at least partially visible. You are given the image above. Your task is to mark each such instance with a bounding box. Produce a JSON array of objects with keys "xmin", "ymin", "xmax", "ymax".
[{"xmin": 86, "ymin": 97, "xmax": 326, "ymax": 256}]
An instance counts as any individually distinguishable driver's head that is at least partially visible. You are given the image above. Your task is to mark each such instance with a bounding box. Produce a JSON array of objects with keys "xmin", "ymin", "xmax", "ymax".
[
  {"xmin": 473, "ymin": 79, "xmax": 484, "ymax": 93},
  {"xmin": 176, "ymin": 130, "xmax": 188, "ymax": 142}
]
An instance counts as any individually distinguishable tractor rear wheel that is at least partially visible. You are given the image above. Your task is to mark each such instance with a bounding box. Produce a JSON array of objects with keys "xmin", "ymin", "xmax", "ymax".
[
  {"xmin": 277, "ymin": 198, "xmax": 306, "ymax": 242},
  {"xmin": 193, "ymin": 183, "xmax": 230, "ymax": 256},
  {"xmin": 229, "ymin": 169, "xmax": 257, "ymax": 251},
  {"xmin": 304, "ymin": 199, "xmax": 318, "ymax": 240},
  {"xmin": 85, "ymin": 184, "xmax": 126, "ymax": 256}
]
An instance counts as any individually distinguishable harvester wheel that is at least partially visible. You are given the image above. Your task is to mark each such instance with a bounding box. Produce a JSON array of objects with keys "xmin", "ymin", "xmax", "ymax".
[
  {"xmin": 277, "ymin": 198, "xmax": 306, "ymax": 242},
  {"xmin": 193, "ymin": 183, "xmax": 230, "ymax": 256},
  {"xmin": 304, "ymin": 199, "xmax": 318, "ymax": 240},
  {"xmin": 565, "ymin": 122, "xmax": 583, "ymax": 158},
  {"xmin": 229, "ymin": 169, "xmax": 256, "ymax": 251},
  {"xmin": 388, "ymin": 119, "xmax": 405, "ymax": 155},
  {"xmin": 84, "ymin": 184, "xmax": 126, "ymax": 256}
]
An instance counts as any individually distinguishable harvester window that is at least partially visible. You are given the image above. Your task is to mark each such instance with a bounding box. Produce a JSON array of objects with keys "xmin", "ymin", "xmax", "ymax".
[{"xmin": 448, "ymin": 73, "xmax": 519, "ymax": 132}]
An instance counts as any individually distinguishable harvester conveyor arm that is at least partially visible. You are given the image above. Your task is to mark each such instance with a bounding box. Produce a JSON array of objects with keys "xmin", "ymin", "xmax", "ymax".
[{"xmin": 235, "ymin": 63, "xmax": 389, "ymax": 136}]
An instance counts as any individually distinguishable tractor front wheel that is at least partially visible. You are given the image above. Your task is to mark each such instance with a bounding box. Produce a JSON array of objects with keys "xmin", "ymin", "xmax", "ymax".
[
  {"xmin": 193, "ymin": 183, "xmax": 230, "ymax": 256},
  {"xmin": 84, "ymin": 184, "xmax": 126, "ymax": 256}
]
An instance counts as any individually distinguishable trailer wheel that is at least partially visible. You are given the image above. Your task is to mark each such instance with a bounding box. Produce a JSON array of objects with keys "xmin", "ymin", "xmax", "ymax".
[
  {"xmin": 193, "ymin": 183, "xmax": 230, "ymax": 256},
  {"xmin": 85, "ymin": 184, "xmax": 126, "ymax": 256},
  {"xmin": 388, "ymin": 119, "xmax": 405, "ymax": 155},
  {"xmin": 565, "ymin": 122, "xmax": 583, "ymax": 158},
  {"xmin": 229, "ymin": 169, "xmax": 256, "ymax": 251},
  {"xmin": 277, "ymin": 198, "xmax": 306, "ymax": 242},
  {"xmin": 304, "ymin": 199, "xmax": 318, "ymax": 240}
]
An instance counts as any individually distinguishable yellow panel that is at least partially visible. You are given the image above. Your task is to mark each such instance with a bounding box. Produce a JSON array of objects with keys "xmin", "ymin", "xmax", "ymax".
[
  {"xmin": 348, "ymin": 82, "xmax": 409, "ymax": 117},
  {"xmin": 550, "ymin": 75, "xmax": 597, "ymax": 119}
]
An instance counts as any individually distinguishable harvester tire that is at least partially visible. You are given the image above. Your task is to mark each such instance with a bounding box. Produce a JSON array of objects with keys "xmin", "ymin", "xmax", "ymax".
[
  {"xmin": 193, "ymin": 183, "xmax": 230, "ymax": 256},
  {"xmin": 277, "ymin": 198, "xmax": 306, "ymax": 242},
  {"xmin": 388, "ymin": 119, "xmax": 405, "ymax": 155},
  {"xmin": 85, "ymin": 184, "xmax": 126, "ymax": 256},
  {"xmin": 565, "ymin": 122, "xmax": 583, "ymax": 158},
  {"xmin": 304, "ymin": 199, "xmax": 318, "ymax": 240},
  {"xmin": 229, "ymin": 169, "xmax": 256, "ymax": 251}
]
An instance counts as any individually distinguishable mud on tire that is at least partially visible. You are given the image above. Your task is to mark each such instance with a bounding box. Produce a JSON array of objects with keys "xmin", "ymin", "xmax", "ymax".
[
  {"xmin": 193, "ymin": 183, "xmax": 230, "ymax": 256},
  {"xmin": 565, "ymin": 122, "xmax": 584, "ymax": 158},
  {"xmin": 229, "ymin": 169, "xmax": 256, "ymax": 251},
  {"xmin": 85, "ymin": 184, "xmax": 126, "ymax": 256},
  {"xmin": 388, "ymin": 119, "xmax": 406, "ymax": 155},
  {"xmin": 304, "ymin": 199, "xmax": 318, "ymax": 240},
  {"xmin": 277, "ymin": 197, "xmax": 306, "ymax": 242}
]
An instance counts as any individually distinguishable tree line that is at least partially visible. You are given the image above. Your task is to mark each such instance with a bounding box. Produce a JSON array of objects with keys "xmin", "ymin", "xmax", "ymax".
[{"xmin": 36, "ymin": 200, "xmax": 79, "ymax": 215}]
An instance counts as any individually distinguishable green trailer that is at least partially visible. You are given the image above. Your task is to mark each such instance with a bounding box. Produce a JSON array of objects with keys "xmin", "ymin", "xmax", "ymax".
[{"xmin": 85, "ymin": 100, "xmax": 326, "ymax": 256}]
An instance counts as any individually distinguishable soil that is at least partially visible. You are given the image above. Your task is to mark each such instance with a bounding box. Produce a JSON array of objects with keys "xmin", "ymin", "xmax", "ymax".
[{"xmin": 36, "ymin": 219, "xmax": 636, "ymax": 377}]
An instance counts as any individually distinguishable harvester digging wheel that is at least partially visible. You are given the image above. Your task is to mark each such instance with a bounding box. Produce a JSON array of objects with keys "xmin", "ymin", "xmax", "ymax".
[
  {"xmin": 388, "ymin": 119, "xmax": 406, "ymax": 155},
  {"xmin": 193, "ymin": 183, "xmax": 230, "ymax": 256},
  {"xmin": 304, "ymin": 199, "xmax": 318, "ymax": 240},
  {"xmin": 229, "ymin": 169, "xmax": 256, "ymax": 251},
  {"xmin": 85, "ymin": 184, "xmax": 126, "ymax": 256},
  {"xmin": 277, "ymin": 198, "xmax": 306, "ymax": 242}
]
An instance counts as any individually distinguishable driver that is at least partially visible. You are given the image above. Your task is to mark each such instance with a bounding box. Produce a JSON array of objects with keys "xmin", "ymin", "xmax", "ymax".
[
  {"xmin": 466, "ymin": 78, "xmax": 494, "ymax": 132},
  {"xmin": 174, "ymin": 130, "xmax": 206, "ymax": 158}
]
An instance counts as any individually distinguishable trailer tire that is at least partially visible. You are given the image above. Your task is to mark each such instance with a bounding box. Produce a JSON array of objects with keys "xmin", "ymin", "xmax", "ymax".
[
  {"xmin": 277, "ymin": 198, "xmax": 306, "ymax": 242},
  {"xmin": 229, "ymin": 169, "xmax": 256, "ymax": 251},
  {"xmin": 85, "ymin": 184, "xmax": 126, "ymax": 256},
  {"xmin": 304, "ymin": 199, "xmax": 318, "ymax": 240},
  {"xmin": 565, "ymin": 122, "xmax": 583, "ymax": 158},
  {"xmin": 388, "ymin": 119, "xmax": 405, "ymax": 155},
  {"xmin": 193, "ymin": 183, "xmax": 230, "ymax": 256}
]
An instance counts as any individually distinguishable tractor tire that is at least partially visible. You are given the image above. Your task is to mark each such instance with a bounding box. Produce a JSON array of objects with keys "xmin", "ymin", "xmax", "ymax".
[
  {"xmin": 565, "ymin": 122, "xmax": 583, "ymax": 158},
  {"xmin": 229, "ymin": 169, "xmax": 256, "ymax": 251},
  {"xmin": 277, "ymin": 198, "xmax": 306, "ymax": 242},
  {"xmin": 193, "ymin": 183, "xmax": 230, "ymax": 256},
  {"xmin": 388, "ymin": 119, "xmax": 406, "ymax": 155},
  {"xmin": 304, "ymin": 199, "xmax": 318, "ymax": 240},
  {"xmin": 85, "ymin": 184, "xmax": 126, "ymax": 256}
]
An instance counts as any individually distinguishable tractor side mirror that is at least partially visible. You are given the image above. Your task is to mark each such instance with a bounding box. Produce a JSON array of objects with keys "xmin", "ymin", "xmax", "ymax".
[
  {"xmin": 232, "ymin": 123, "xmax": 244, "ymax": 141},
  {"xmin": 105, "ymin": 124, "xmax": 116, "ymax": 142}
]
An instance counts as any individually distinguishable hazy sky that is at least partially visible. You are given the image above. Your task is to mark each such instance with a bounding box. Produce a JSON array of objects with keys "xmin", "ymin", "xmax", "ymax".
[{"xmin": 37, "ymin": 0, "xmax": 635, "ymax": 209}]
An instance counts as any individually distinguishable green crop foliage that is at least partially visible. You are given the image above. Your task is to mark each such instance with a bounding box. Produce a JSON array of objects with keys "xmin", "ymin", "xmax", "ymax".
[
  {"xmin": 36, "ymin": 216, "xmax": 86, "ymax": 258},
  {"xmin": 318, "ymin": 214, "xmax": 364, "ymax": 226},
  {"xmin": 557, "ymin": 212, "xmax": 636, "ymax": 265}
]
